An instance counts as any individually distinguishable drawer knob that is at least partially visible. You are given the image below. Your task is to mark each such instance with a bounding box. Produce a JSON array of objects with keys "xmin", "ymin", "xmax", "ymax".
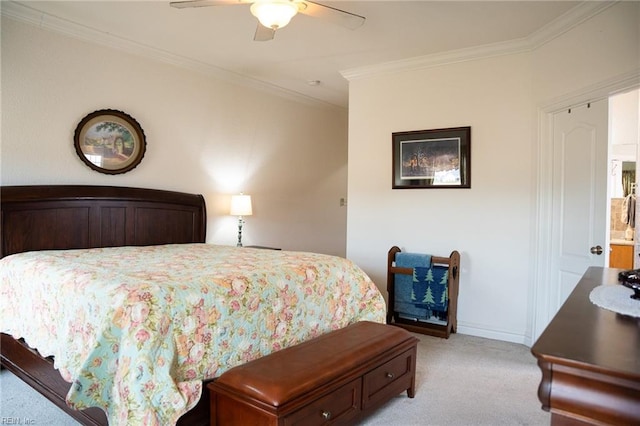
[
  {"xmin": 386, "ymin": 372, "xmax": 394, "ymax": 379},
  {"xmin": 321, "ymin": 410, "xmax": 332, "ymax": 420}
]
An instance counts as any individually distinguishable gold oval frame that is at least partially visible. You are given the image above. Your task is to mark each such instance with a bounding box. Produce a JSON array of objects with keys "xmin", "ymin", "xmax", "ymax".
[{"xmin": 74, "ymin": 109, "xmax": 146, "ymax": 175}]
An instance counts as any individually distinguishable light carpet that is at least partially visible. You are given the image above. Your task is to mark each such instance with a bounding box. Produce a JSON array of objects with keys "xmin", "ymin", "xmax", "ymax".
[{"xmin": 0, "ymin": 332, "xmax": 549, "ymax": 425}]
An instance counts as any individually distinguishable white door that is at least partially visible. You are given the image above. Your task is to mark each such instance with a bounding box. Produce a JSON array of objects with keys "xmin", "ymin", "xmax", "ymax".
[{"xmin": 549, "ymin": 99, "xmax": 608, "ymax": 316}]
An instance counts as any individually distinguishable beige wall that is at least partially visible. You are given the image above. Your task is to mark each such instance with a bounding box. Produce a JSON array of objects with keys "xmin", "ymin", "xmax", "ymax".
[
  {"xmin": 346, "ymin": 1, "xmax": 640, "ymax": 344},
  {"xmin": 1, "ymin": 17, "xmax": 349, "ymax": 256},
  {"xmin": 3, "ymin": 2, "xmax": 639, "ymax": 344},
  {"xmin": 347, "ymin": 53, "xmax": 533, "ymax": 343},
  {"xmin": 531, "ymin": 1, "xmax": 640, "ymax": 105}
]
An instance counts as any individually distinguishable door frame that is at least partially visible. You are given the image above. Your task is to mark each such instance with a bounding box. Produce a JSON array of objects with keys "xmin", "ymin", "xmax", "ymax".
[{"xmin": 529, "ymin": 71, "xmax": 640, "ymax": 345}]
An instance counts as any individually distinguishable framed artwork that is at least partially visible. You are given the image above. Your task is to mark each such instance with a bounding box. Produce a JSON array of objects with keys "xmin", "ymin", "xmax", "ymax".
[
  {"xmin": 392, "ymin": 126, "xmax": 471, "ymax": 189},
  {"xmin": 74, "ymin": 109, "xmax": 146, "ymax": 174}
]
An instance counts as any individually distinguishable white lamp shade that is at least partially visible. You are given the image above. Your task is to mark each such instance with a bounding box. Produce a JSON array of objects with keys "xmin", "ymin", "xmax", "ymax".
[
  {"xmin": 250, "ymin": 1, "xmax": 298, "ymax": 29},
  {"xmin": 230, "ymin": 194, "xmax": 253, "ymax": 216}
]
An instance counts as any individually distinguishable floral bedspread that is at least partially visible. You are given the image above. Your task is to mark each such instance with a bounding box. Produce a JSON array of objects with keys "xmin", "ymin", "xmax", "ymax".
[{"xmin": 0, "ymin": 244, "xmax": 386, "ymax": 425}]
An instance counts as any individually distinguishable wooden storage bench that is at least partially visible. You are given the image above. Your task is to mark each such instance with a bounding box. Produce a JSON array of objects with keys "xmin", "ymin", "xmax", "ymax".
[{"xmin": 208, "ymin": 321, "xmax": 419, "ymax": 425}]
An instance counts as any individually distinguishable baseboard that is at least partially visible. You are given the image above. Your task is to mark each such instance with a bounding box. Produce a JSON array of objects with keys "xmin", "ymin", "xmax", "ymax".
[{"xmin": 456, "ymin": 324, "xmax": 528, "ymax": 346}]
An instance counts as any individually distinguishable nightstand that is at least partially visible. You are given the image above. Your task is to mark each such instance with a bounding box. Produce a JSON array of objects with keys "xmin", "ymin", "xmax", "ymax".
[{"xmin": 245, "ymin": 245, "xmax": 281, "ymax": 250}]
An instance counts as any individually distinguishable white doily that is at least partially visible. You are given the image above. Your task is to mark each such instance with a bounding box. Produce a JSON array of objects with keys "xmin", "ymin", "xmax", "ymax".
[{"xmin": 589, "ymin": 285, "xmax": 640, "ymax": 317}]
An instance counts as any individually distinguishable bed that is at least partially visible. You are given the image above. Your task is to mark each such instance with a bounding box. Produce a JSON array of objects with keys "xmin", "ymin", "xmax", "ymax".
[{"xmin": 0, "ymin": 185, "xmax": 386, "ymax": 426}]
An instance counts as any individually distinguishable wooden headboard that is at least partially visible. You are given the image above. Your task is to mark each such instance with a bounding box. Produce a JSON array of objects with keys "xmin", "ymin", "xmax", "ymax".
[{"xmin": 0, "ymin": 185, "xmax": 207, "ymax": 258}]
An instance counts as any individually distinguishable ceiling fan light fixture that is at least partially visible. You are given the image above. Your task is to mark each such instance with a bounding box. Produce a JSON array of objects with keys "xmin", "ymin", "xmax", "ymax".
[{"xmin": 250, "ymin": 1, "xmax": 298, "ymax": 30}]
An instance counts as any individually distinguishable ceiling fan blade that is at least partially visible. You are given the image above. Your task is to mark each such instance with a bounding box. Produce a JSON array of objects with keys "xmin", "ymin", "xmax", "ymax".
[
  {"xmin": 170, "ymin": 0, "xmax": 248, "ymax": 9},
  {"xmin": 298, "ymin": 1, "xmax": 365, "ymax": 30},
  {"xmin": 254, "ymin": 23, "xmax": 275, "ymax": 41}
]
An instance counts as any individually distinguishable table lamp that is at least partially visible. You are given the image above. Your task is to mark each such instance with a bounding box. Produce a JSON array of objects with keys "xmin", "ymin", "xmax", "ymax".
[{"xmin": 230, "ymin": 193, "xmax": 252, "ymax": 247}]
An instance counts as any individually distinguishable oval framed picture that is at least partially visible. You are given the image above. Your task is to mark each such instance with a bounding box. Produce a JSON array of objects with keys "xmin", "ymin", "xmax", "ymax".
[{"xmin": 74, "ymin": 109, "xmax": 146, "ymax": 174}]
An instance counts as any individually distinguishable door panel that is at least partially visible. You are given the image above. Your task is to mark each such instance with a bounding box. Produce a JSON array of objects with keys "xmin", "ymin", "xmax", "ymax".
[{"xmin": 550, "ymin": 100, "xmax": 608, "ymax": 313}]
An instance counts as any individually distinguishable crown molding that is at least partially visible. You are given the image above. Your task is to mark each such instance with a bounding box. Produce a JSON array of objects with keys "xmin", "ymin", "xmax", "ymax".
[
  {"xmin": 341, "ymin": 1, "xmax": 617, "ymax": 81},
  {"xmin": 1, "ymin": 1, "xmax": 342, "ymax": 110},
  {"xmin": 540, "ymin": 69, "xmax": 640, "ymax": 113},
  {"xmin": 527, "ymin": 0, "xmax": 616, "ymax": 50},
  {"xmin": 3, "ymin": 1, "xmax": 617, "ymax": 103},
  {"xmin": 341, "ymin": 37, "xmax": 532, "ymax": 81}
]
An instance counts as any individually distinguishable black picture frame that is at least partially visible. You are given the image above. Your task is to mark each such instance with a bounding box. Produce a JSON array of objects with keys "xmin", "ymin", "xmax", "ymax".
[
  {"xmin": 74, "ymin": 109, "xmax": 146, "ymax": 175},
  {"xmin": 392, "ymin": 126, "xmax": 471, "ymax": 189}
]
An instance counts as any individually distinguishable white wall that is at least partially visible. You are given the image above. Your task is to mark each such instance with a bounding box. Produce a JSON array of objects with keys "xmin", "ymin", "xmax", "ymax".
[
  {"xmin": 1, "ymin": 17, "xmax": 349, "ymax": 256},
  {"xmin": 346, "ymin": 1, "xmax": 640, "ymax": 344}
]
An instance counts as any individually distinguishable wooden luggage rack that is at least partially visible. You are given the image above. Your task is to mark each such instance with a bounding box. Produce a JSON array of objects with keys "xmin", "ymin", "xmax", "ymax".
[{"xmin": 387, "ymin": 246, "xmax": 460, "ymax": 338}]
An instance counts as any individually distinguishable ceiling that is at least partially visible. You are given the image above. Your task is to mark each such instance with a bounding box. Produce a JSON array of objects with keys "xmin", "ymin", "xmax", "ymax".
[{"xmin": 4, "ymin": 1, "xmax": 592, "ymax": 108}]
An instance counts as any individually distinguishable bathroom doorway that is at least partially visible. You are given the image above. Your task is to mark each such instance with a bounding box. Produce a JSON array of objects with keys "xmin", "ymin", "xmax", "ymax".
[{"xmin": 608, "ymin": 88, "xmax": 640, "ymax": 269}]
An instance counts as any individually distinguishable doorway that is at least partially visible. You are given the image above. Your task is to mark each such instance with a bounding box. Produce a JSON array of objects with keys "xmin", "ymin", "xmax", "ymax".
[{"xmin": 608, "ymin": 89, "xmax": 640, "ymax": 270}]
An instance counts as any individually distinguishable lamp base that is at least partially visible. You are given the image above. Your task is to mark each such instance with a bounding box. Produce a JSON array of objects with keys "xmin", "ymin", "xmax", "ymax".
[{"xmin": 236, "ymin": 216, "xmax": 245, "ymax": 247}]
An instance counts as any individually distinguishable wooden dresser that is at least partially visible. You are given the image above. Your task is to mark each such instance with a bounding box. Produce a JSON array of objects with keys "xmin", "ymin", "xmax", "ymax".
[{"xmin": 531, "ymin": 267, "xmax": 640, "ymax": 425}]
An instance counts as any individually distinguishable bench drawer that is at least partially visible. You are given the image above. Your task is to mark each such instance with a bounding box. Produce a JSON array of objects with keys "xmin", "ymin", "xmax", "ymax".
[
  {"xmin": 362, "ymin": 348, "xmax": 416, "ymax": 410},
  {"xmin": 284, "ymin": 378, "xmax": 362, "ymax": 426}
]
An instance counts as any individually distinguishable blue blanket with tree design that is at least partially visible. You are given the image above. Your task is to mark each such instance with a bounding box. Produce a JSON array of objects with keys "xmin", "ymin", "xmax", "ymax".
[
  {"xmin": 412, "ymin": 265, "xmax": 448, "ymax": 311},
  {"xmin": 394, "ymin": 252, "xmax": 448, "ymax": 320}
]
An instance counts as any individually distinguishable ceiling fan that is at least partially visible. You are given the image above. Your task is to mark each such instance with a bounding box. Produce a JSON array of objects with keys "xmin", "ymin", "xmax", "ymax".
[{"xmin": 169, "ymin": 0, "xmax": 365, "ymax": 41}]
